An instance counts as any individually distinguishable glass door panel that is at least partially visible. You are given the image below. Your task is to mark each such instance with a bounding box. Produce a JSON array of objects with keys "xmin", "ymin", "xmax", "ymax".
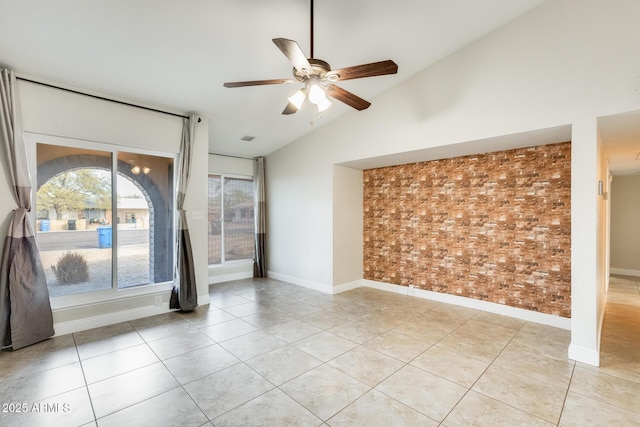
[
  {"xmin": 36, "ymin": 143, "xmax": 113, "ymax": 297},
  {"xmin": 116, "ymin": 151, "xmax": 174, "ymax": 288}
]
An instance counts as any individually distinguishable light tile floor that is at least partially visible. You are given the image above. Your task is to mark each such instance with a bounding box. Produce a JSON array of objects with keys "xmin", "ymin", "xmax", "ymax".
[{"xmin": 1, "ymin": 276, "xmax": 640, "ymax": 426}]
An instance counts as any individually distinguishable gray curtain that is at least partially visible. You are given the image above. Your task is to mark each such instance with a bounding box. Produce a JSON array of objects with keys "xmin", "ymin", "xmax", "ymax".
[
  {"xmin": 253, "ymin": 157, "xmax": 267, "ymax": 277},
  {"xmin": 0, "ymin": 69, "xmax": 54, "ymax": 350},
  {"xmin": 170, "ymin": 114, "xmax": 198, "ymax": 311}
]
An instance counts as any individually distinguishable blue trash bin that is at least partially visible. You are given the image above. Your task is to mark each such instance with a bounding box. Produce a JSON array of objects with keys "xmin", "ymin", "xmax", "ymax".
[
  {"xmin": 97, "ymin": 226, "xmax": 112, "ymax": 248},
  {"xmin": 40, "ymin": 219, "xmax": 50, "ymax": 232}
]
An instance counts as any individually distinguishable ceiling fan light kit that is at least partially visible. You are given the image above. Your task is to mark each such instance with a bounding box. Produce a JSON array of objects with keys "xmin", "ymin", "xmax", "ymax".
[
  {"xmin": 287, "ymin": 89, "xmax": 306, "ymax": 110},
  {"xmin": 223, "ymin": 0, "xmax": 398, "ymax": 115}
]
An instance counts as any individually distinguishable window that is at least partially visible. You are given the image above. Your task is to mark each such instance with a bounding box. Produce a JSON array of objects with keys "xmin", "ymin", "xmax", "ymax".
[
  {"xmin": 208, "ymin": 174, "xmax": 255, "ymax": 265},
  {"xmin": 32, "ymin": 137, "xmax": 176, "ymax": 298}
]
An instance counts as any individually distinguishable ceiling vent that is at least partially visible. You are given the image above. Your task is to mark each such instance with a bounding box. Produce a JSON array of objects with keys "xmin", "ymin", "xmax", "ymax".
[{"xmin": 240, "ymin": 135, "xmax": 256, "ymax": 142}]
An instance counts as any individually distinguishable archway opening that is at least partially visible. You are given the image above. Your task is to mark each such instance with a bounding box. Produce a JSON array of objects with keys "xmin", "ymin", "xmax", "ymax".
[{"xmin": 35, "ymin": 144, "xmax": 174, "ymax": 297}]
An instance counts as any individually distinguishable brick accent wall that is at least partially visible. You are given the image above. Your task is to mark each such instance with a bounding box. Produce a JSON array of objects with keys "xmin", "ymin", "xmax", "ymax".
[{"xmin": 363, "ymin": 142, "xmax": 571, "ymax": 318}]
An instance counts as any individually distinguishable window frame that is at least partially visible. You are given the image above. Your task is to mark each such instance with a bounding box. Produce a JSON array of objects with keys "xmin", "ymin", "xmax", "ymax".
[
  {"xmin": 207, "ymin": 172, "xmax": 255, "ymax": 267},
  {"xmin": 26, "ymin": 132, "xmax": 178, "ymax": 310}
]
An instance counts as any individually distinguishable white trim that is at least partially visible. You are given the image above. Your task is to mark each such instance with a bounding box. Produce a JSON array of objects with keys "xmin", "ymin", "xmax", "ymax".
[
  {"xmin": 362, "ymin": 279, "xmax": 412, "ymax": 295},
  {"xmin": 50, "ymin": 284, "xmax": 172, "ymax": 311},
  {"xmin": 27, "ymin": 131, "xmax": 180, "ymax": 312},
  {"xmin": 53, "ymin": 304, "xmax": 172, "ymax": 336},
  {"xmin": 267, "ymin": 271, "xmax": 334, "ymax": 294},
  {"xmin": 209, "ymin": 271, "xmax": 253, "ymax": 284},
  {"xmin": 333, "ymin": 280, "xmax": 363, "ymax": 294},
  {"xmin": 568, "ymin": 344, "xmax": 600, "ymax": 366},
  {"xmin": 197, "ymin": 294, "xmax": 211, "ymax": 306},
  {"xmin": 24, "ymin": 131, "xmax": 179, "ymax": 158},
  {"xmin": 267, "ymin": 274, "xmax": 571, "ymax": 330},
  {"xmin": 53, "ymin": 292, "xmax": 211, "ymax": 336},
  {"xmin": 610, "ymin": 268, "xmax": 640, "ymax": 277},
  {"xmin": 361, "ymin": 279, "xmax": 571, "ymax": 330},
  {"xmin": 208, "ymin": 261, "xmax": 254, "ymax": 284},
  {"xmin": 207, "ymin": 173, "xmax": 255, "ymax": 266},
  {"xmin": 211, "ymin": 172, "xmax": 253, "ymax": 180}
]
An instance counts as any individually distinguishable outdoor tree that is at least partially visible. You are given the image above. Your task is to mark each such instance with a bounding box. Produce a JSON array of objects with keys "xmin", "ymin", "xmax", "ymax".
[
  {"xmin": 223, "ymin": 180, "xmax": 253, "ymax": 222},
  {"xmin": 37, "ymin": 169, "xmax": 111, "ymax": 218}
]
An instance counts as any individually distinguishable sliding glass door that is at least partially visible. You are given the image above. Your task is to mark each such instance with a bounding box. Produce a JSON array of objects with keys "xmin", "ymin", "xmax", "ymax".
[
  {"xmin": 207, "ymin": 174, "xmax": 254, "ymax": 265},
  {"xmin": 33, "ymin": 137, "xmax": 175, "ymax": 299}
]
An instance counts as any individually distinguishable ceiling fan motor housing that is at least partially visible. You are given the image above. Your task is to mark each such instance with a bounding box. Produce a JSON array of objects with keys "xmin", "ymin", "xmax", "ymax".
[{"xmin": 294, "ymin": 58, "xmax": 332, "ymax": 80}]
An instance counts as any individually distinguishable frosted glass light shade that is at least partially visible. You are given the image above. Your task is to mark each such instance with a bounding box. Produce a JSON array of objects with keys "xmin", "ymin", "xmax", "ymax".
[
  {"xmin": 308, "ymin": 84, "xmax": 326, "ymax": 105},
  {"xmin": 287, "ymin": 90, "xmax": 305, "ymax": 109},
  {"xmin": 316, "ymin": 97, "xmax": 332, "ymax": 112}
]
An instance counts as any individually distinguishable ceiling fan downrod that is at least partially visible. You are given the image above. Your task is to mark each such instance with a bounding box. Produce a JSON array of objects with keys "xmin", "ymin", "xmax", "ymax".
[
  {"xmin": 310, "ymin": 0, "xmax": 314, "ymax": 59},
  {"xmin": 222, "ymin": 0, "xmax": 398, "ymax": 114}
]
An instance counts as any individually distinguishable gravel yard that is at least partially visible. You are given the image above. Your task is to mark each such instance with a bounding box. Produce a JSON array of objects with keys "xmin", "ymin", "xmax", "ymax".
[{"xmin": 41, "ymin": 244, "xmax": 151, "ymax": 297}]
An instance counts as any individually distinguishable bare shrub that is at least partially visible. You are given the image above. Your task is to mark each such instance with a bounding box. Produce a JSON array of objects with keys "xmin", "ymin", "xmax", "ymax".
[{"xmin": 51, "ymin": 252, "xmax": 89, "ymax": 284}]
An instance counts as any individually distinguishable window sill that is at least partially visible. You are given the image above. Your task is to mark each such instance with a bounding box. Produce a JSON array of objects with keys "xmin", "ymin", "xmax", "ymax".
[
  {"xmin": 50, "ymin": 282, "xmax": 173, "ymax": 311},
  {"xmin": 208, "ymin": 260, "xmax": 254, "ymax": 269}
]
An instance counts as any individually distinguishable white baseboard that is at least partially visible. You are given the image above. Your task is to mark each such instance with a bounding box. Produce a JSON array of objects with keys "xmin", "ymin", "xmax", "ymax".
[
  {"xmin": 265, "ymin": 273, "xmax": 362, "ymax": 295},
  {"xmin": 266, "ymin": 274, "xmax": 571, "ymax": 331},
  {"xmin": 197, "ymin": 294, "xmax": 211, "ymax": 306},
  {"xmin": 361, "ymin": 279, "xmax": 571, "ymax": 330},
  {"xmin": 209, "ymin": 270, "xmax": 253, "ymax": 284},
  {"xmin": 333, "ymin": 280, "xmax": 364, "ymax": 294},
  {"xmin": 568, "ymin": 344, "xmax": 600, "ymax": 366},
  {"xmin": 267, "ymin": 271, "xmax": 334, "ymax": 294},
  {"xmin": 362, "ymin": 279, "xmax": 413, "ymax": 296},
  {"xmin": 54, "ymin": 292, "xmax": 210, "ymax": 337},
  {"xmin": 610, "ymin": 268, "xmax": 640, "ymax": 277},
  {"xmin": 53, "ymin": 304, "xmax": 172, "ymax": 337},
  {"xmin": 208, "ymin": 262, "xmax": 254, "ymax": 285}
]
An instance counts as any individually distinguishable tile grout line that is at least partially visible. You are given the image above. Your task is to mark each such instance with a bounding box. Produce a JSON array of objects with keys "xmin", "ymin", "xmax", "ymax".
[
  {"xmin": 231, "ymin": 300, "xmax": 427, "ymax": 423},
  {"xmin": 154, "ymin": 337, "xmax": 211, "ymax": 424},
  {"xmin": 72, "ymin": 330, "xmax": 99, "ymax": 425},
  {"xmin": 180, "ymin": 301, "xmax": 320, "ymax": 423},
  {"xmin": 89, "ymin": 320, "xmax": 190, "ymax": 423},
  {"xmin": 33, "ymin": 280, "xmax": 603, "ymax": 425},
  {"xmin": 556, "ymin": 362, "xmax": 577, "ymax": 426},
  {"xmin": 436, "ymin": 318, "xmax": 527, "ymax": 425},
  {"xmin": 328, "ymin": 305, "xmax": 479, "ymax": 425}
]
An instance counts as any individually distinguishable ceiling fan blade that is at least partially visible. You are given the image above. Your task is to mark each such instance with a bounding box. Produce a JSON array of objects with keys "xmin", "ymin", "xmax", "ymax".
[
  {"xmin": 325, "ymin": 84, "xmax": 371, "ymax": 111},
  {"xmin": 223, "ymin": 79, "xmax": 295, "ymax": 88},
  {"xmin": 328, "ymin": 60, "xmax": 398, "ymax": 81},
  {"xmin": 282, "ymin": 102, "xmax": 299, "ymax": 115},
  {"xmin": 273, "ymin": 38, "xmax": 313, "ymax": 75}
]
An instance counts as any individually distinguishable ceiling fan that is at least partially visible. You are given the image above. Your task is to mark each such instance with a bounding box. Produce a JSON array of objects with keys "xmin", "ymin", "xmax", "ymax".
[{"xmin": 223, "ymin": 0, "xmax": 398, "ymax": 115}]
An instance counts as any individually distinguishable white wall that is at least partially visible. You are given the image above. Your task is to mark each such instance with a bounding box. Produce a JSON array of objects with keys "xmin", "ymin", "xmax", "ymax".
[
  {"xmin": 208, "ymin": 154, "xmax": 253, "ymax": 176},
  {"xmin": 610, "ymin": 174, "xmax": 640, "ymax": 275},
  {"xmin": 567, "ymin": 119, "xmax": 603, "ymax": 365},
  {"xmin": 267, "ymin": 139, "xmax": 335, "ymax": 290},
  {"xmin": 266, "ymin": 0, "xmax": 640, "ymax": 365},
  {"xmin": 596, "ymin": 132, "xmax": 609, "ymax": 355},
  {"xmin": 333, "ymin": 165, "xmax": 363, "ymax": 287},
  {"xmin": 2, "ymin": 81, "xmax": 210, "ymax": 334}
]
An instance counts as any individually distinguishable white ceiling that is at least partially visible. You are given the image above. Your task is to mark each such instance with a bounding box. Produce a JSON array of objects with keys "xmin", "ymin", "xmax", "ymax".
[
  {"xmin": 599, "ymin": 110, "xmax": 640, "ymax": 175},
  {"xmin": 0, "ymin": 0, "xmax": 551, "ymax": 158}
]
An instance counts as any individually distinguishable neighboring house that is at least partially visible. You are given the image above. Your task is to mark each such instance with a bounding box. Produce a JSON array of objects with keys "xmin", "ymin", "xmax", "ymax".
[
  {"xmin": 36, "ymin": 198, "xmax": 150, "ymax": 231},
  {"xmin": 117, "ymin": 197, "xmax": 150, "ymax": 229}
]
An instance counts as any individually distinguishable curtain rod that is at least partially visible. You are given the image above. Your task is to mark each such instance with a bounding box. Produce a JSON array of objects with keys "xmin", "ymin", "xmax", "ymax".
[
  {"xmin": 16, "ymin": 76, "xmax": 201, "ymax": 122},
  {"xmin": 209, "ymin": 152, "xmax": 258, "ymax": 161}
]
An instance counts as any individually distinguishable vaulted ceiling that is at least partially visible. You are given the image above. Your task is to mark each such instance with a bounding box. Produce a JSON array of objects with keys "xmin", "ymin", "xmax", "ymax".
[{"xmin": 0, "ymin": 0, "xmax": 553, "ymax": 158}]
